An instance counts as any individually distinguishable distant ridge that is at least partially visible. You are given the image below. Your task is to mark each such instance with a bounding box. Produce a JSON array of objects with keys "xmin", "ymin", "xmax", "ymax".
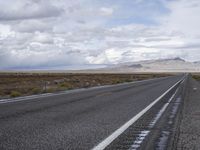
[
  {"xmin": 153, "ymin": 57, "xmax": 185, "ymax": 62},
  {"xmin": 128, "ymin": 64, "xmax": 143, "ymax": 68},
  {"xmin": 2, "ymin": 57, "xmax": 200, "ymax": 73},
  {"xmin": 91, "ymin": 57, "xmax": 200, "ymax": 73}
]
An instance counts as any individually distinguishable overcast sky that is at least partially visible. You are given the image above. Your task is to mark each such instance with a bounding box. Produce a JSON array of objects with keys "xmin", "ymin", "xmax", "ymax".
[{"xmin": 0, "ymin": 0, "xmax": 200, "ymax": 69}]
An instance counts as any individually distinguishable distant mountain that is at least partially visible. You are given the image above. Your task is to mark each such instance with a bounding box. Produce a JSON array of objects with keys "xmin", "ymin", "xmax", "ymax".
[
  {"xmin": 94, "ymin": 57, "xmax": 200, "ymax": 73},
  {"xmin": 194, "ymin": 61, "xmax": 200, "ymax": 64},
  {"xmin": 156, "ymin": 57, "xmax": 185, "ymax": 62},
  {"xmin": 128, "ymin": 64, "xmax": 143, "ymax": 68}
]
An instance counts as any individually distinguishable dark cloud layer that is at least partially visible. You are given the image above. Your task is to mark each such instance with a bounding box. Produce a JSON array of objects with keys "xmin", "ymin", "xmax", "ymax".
[{"xmin": 0, "ymin": 0, "xmax": 63, "ymax": 21}]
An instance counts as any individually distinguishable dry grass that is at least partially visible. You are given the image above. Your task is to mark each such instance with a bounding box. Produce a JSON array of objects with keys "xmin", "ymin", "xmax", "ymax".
[
  {"xmin": 10, "ymin": 91, "xmax": 22, "ymax": 98},
  {"xmin": 192, "ymin": 73, "xmax": 200, "ymax": 81},
  {"xmin": 0, "ymin": 72, "xmax": 171, "ymax": 98}
]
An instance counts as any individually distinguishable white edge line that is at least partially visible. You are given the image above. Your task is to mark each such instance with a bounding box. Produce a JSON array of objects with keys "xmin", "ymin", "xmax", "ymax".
[
  {"xmin": 0, "ymin": 76, "xmax": 172, "ymax": 104},
  {"xmin": 92, "ymin": 77, "xmax": 185, "ymax": 150}
]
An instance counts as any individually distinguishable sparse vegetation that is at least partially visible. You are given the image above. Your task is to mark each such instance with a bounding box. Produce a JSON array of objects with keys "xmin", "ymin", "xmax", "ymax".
[
  {"xmin": 46, "ymin": 87, "xmax": 56, "ymax": 93},
  {"xmin": 113, "ymin": 79, "xmax": 122, "ymax": 84},
  {"xmin": 58, "ymin": 82, "xmax": 72, "ymax": 89},
  {"xmin": 124, "ymin": 79, "xmax": 133, "ymax": 82},
  {"xmin": 192, "ymin": 74, "xmax": 200, "ymax": 81},
  {"xmin": 31, "ymin": 87, "xmax": 41, "ymax": 94},
  {"xmin": 0, "ymin": 73, "xmax": 171, "ymax": 98},
  {"xmin": 10, "ymin": 91, "xmax": 22, "ymax": 97}
]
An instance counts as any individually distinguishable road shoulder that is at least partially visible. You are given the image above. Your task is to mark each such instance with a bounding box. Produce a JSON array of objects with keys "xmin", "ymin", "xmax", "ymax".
[{"xmin": 175, "ymin": 77, "xmax": 200, "ymax": 149}]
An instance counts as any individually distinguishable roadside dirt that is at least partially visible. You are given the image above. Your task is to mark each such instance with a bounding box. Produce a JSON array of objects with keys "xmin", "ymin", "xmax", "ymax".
[{"xmin": 0, "ymin": 73, "xmax": 170, "ymax": 99}]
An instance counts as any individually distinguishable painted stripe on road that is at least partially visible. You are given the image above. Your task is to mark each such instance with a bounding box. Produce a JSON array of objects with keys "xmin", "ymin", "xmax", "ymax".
[{"xmin": 92, "ymin": 76, "xmax": 185, "ymax": 150}]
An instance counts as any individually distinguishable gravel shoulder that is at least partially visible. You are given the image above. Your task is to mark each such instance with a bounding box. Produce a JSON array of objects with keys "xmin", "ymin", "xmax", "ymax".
[{"xmin": 175, "ymin": 76, "xmax": 200, "ymax": 149}]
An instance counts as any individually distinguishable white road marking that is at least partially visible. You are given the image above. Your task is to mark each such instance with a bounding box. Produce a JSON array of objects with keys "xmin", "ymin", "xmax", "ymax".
[
  {"xmin": 193, "ymin": 87, "xmax": 197, "ymax": 91},
  {"xmin": 92, "ymin": 77, "xmax": 185, "ymax": 150},
  {"xmin": 129, "ymin": 130, "xmax": 150, "ymax": 150},
  {"xmin": 129, "ymin": 87, "xmax": 179, "ymax": 150}
]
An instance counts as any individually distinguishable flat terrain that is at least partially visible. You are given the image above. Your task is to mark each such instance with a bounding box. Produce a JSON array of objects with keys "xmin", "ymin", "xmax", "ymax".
[
  {"xmin": 0, "ymin": 73, "xmax": 170, "ymax": 99},
  {"xmin": 0, "ymin": 74, "xmax": 185, "ymax": 150}
]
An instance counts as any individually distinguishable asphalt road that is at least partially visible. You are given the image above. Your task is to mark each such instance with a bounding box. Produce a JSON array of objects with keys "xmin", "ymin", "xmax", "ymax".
[{"xmin": 0, "ymin": 75, "xmax": 184, "ymax": 150}]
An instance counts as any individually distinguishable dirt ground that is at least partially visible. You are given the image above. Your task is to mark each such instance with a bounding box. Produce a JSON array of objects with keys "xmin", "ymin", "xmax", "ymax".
[{"xmin": 0, "ymin": 73, "xmax": 171, "ymax": 98}]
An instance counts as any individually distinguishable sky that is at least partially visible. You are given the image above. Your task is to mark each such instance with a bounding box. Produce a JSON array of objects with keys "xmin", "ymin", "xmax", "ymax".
[{"xmin": 0, "ymin": 0, "xmax": 200, "ymax": 69}]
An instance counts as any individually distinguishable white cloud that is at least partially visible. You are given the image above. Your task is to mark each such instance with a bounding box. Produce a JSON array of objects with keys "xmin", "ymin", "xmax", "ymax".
[
  {"xmin": 0, "ymin": 0, "xmax": 200, "ymax": 69},
  {"xmin": 100, "ymin": 7, "xmax": 114, "ymax": 16},
  {"xmin": 12, "ymin": 20, "xmax": 52, "ymax": 33},
  {"xmin": 0, "ymin": 24, "xmax": 14, "ymax": 38},
  {"xmin": 32, "ymin": 32, "xmax": 53, "ymax": 44},
  {"xmin": 0, "ymin": 0, "xmax": 63, "ymax": 21},
  {"xmin": 163, "ymin": 0, "xmax": 200, "ymax": 37}
]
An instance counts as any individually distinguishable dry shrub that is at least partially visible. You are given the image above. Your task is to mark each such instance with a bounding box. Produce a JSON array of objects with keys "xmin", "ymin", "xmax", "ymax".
[
  {"xmin": 31, "ymin": 87, "xmax": 41, "ymax": 94},
  {"xmin": 10, "ymin": 91, "xmax": 22, "ymax": 97},
  {"xmin": 58, "ymin": 82, "xmax": 72, "ymax": 89}
]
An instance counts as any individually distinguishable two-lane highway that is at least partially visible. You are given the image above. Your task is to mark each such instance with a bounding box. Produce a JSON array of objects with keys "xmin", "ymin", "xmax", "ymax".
[{"xmin": 0, "ymin": 75, "xmax": 185, "ymax": 150}]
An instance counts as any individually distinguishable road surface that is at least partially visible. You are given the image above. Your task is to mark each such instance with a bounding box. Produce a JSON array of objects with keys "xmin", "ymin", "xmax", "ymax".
[{"xmin": 0, "ymin": 74, "xmax": 186, "ymax": 150}]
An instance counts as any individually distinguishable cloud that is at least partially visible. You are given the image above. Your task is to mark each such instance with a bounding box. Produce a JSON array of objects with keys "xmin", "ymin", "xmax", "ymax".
[
  {"xmin": 0, "ymin": 0, "xmax": 200, "ymax": 69},
  {"xmin": 100, "ymin": 7, "xmax": 114, "ymax": 16},
  {"xmin": 162, "ymin": 0, "xmax": 200, "ymax": 37},
  {"xmin": 0, "ymin": 24, "xmax": 14, "ymax": 37},
  {"xmin": 12, "ymin": 20, "xmax": 52, "ymax": 33},
  {"xmin": 0, "ymin": 0, "xmax": 63, "ymax": 21},
  {"xmin": 32, "ymin": 32, "xmax": 53, "ymax": 44}
]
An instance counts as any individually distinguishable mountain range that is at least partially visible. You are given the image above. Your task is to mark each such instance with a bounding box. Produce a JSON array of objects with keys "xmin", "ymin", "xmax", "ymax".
[
  {"xmin": 2, "ymin": 57, "xmax": 199, "ymax": 73},
  {"xmin": 93, "ymin": 57, "xmax": 200, "ymax": 73}
]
